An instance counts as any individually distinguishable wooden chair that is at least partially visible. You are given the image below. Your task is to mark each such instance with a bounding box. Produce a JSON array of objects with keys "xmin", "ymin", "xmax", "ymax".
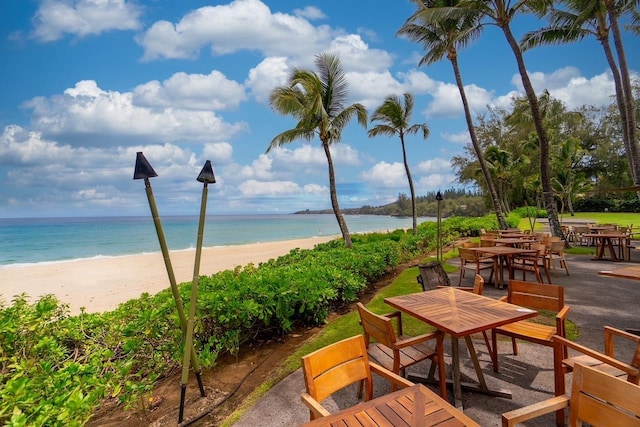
[
  {"xmin": 501, "ymin": 363, "xmax": 640, "ymax": 427},
  {"xmin": 554, "ymin": 326, "xmax": 640, "ymax": 391},
  {"xmin": 546, "ymin": 240, "xmax": 570, "ymax": 275},
  {"xmin": 356, "ymin": 303, "xmax": 447, "ymax": 399},
  {"xmin": 510, "ymin": 243, "xmax": 549, "ymax": 283},
  {"xmin": 300, "ymin": 334, "xmax": 414, "ymax": 421},
  {"xmin": 416, "ymin": 261, "xmax": 451, "ymax": 291},
  {"xmin": 457, "ymin": 247, "xmax": 495, "ymax": 286},
  {"xmin": 491, "ymin": 280, "xmax": 571, "ymax": 380}
]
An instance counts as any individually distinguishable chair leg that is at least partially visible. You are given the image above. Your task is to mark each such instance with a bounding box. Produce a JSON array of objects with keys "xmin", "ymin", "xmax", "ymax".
[
  {"xmin": 436, "ymin": 355, "xmax": 447, "ymax": 400},
  {"xmin": 492, "ymin": 330, "xmax": 499, "ymax": 372},
  {"xmin": 481, "ymin": 331, "xmax": 492, "ymax": 356},
  {"xmin": 512, "ymin": 337, "xmax": 518, "ymax": 355}
]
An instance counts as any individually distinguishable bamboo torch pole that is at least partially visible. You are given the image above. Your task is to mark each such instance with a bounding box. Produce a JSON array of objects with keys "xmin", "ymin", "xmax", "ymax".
[
  {"xmin": 178, "ymin": 160, "xmax": 215, "ymax": 423},
  {"xmin": 132, "ymin": 153, "xmax": 206, "ymax": 423}
]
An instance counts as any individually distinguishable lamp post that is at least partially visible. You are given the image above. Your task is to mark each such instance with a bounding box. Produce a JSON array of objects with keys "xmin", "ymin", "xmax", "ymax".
[{"xmin": 435, "ymin": 191, "xmax": 443, "ymax": 262}]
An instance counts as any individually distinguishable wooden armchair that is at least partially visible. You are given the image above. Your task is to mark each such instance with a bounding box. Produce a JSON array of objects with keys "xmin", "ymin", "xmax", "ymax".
[
  {"xmin": 553, "ymin": 326, "xmax": 640, "ymax": 393},
  {"xmin": 491, "ymin": 280, "xmax": 570, "ymax": 382},
  {"xmin": 356, "ymin": 302, "xmax": 447, "ymax": 399},
  {"xmin": 546, "ymin": 240, "xmax": 570, "ymax": 275},
  {"xmin": 458, "ymin": 247, "xmax": 495, "ymax": 286},
  {"xmin": 510, "ymin": 243, "xmax": 549, "ymax": 283},
  {"xmin": 501, "ymin": 363, "xmax": 640, "ymax": 427},
  {"xmin": 300, "ymin": 334, "xmax": 414, "ymax": 421}
]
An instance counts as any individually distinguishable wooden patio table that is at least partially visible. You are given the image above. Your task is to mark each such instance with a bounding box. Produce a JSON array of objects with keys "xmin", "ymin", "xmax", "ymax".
[
  {"xmin": 301, "ymin": 383, "xmax": 479, "ymax": 427},
  {"xmin": 470, "ymin": 246, "xmax": 536, "ymax": 289},
  {"xmin": 582, "ymin": 233, "xmax": 626, "ymax": 261},
  {"xmin": 491, "ymin": 238, "xmax": 537, "ymax": 248},
  {"xmin": 496, "ymin": 233, "xmax": 530, "ymax": 238},
  {"xmin": 598, "ymin": 264, "xmax": 640, "ymax": 281},
  {"xmin": 384, "ymin": 288, "xmax": 538, "ymax": 409}
]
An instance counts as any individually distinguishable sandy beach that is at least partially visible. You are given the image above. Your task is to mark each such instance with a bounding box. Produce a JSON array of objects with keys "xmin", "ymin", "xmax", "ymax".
[{"xmin": 0, "ymin": 236, "xmax": 336, "ymax": 315}]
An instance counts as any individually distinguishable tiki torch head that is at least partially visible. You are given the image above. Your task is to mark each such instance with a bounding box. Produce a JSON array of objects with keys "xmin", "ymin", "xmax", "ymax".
[
  {"xmin": 196, "ymin": 160, "xmax": 216, "ymax": 184},
  {"xmin": 133, "ymin": 152, "xmax": 158, "ymax": 180}
]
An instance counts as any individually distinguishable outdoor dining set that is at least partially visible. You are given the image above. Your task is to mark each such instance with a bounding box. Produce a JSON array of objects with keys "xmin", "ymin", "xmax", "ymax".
[{"xmin": 294, "ymin": 227, "xmax": 640, "ymax": 427}]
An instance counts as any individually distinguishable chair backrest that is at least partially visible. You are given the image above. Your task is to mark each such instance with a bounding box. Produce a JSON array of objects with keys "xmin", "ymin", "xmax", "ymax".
[
  {"xmin": 462, "ymin": 241, "xmax": 479, "ymax": 248},
  {"xmin": 416, "ymin": 261, "xmax": 451, "ymax": 290},
  {"xmin": 459, "ymin": 247, "xmax": 479, "ymax": 262},
  {"xmin": 604, "ymin": 326, "xmax": 640, "ymax": 384},
  {"xmin": 480, "ymin": 238, "xmax": 495, "ymax": 247},
  {"xmin": 549, "ymin": 240, "xmax": 565, "ymax": 254},
  {"xmin": 472, "ymin": 274, "xmax": 485, "ymax": 295},
  {"xmin": 568, "ymin": 363, "xmax": 640, "ymax": 426},
  {"xmin": 356, "ymin": 303, "xmax": 397, "ymax": 349},
  {"xmin": 507, "ymin": 280, "xmax": 564, "ymax": 312},
  {"xmin": 301, "ymin": 335, "xmax": 373, "ymax": 405}
]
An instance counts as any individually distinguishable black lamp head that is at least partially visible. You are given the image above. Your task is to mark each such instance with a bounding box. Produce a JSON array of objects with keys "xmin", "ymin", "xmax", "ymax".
[
  {"xmin": 196, "ymin": 160, "xmax": 216, "ymax": 184},
  {"xmin": 133, "ymin": 152, "xmax": 158, "ymax": 180},
  {"xmin": 435, "ymin": 191, "xmax": 443, "ymax": 201}
]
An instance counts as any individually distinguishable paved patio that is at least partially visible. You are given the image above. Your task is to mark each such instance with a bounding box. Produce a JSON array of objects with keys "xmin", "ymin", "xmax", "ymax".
[{"xmin": 233, "ymin": 245, "xmax": 640, "ymax": 427}]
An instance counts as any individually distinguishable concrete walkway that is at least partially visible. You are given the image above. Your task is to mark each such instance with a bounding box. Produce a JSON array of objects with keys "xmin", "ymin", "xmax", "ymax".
[{"xmin": 233, "ymin": 246, "xmax": 640, "ymax": 427}]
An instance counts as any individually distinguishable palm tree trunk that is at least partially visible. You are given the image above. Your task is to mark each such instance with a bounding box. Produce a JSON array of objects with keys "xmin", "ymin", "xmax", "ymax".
[
  {"xmin": 400, "ymin": 136, "xmax": 418, "ymax": 235},
  {"xmin": 450, "ymin": 54, "xmax": 508, "ymax": 229},
  {"xmin": 598, "ymin": 26, "xmax": 637, "ymax": 183},
  {"xmin": 322, "ymin": 140, "xmax": 352, "ymax": 248},
  {"xmin": 607, "ymin": 4, "xmax": 640, "ymax": 185},
  {"xmin": 499, "ymin": 24, "xmax": 564, "ymax": 238}
]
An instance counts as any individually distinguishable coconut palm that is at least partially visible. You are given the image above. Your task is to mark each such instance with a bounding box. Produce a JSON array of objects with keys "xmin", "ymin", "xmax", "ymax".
[
  {"xmin": 520, "ymin": 0, "xmax": 640, "ymax": 185},
  {"xmin": 268, "ymin": 53, "xmax": 367, "ymax": 248},
  {"xmin": 448, "ymin": 0, "xmax": 564, "ymax": 239},
  {"xmin": 368, "ymin": 93, "xmax": 428, "ymax": 235},
  {"xmin": 398, "ymin": 0, "xmax": 509, "ymax": 230}
]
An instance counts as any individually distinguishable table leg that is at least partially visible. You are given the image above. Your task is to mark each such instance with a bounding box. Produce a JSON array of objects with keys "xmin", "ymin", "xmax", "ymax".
[{"xmin": 451, "ymin": 336, "xmax": 463, "ymax": 409}]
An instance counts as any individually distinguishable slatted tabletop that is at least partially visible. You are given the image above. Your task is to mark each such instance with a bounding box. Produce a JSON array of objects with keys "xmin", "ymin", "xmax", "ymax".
[
  {"xmin": 301, "ymin": 384, "xmax": 479, "ymax": 427},
  {"xmin": 385, "ymin": 287, "xmax": 538, "ymax": 337}
]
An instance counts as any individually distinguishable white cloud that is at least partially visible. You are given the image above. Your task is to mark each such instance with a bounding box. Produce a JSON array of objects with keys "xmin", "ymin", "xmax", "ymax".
[
  {"xmin": 327, "ymin": 35, "xmax": 393, "ymax": 72},
  {"xmin": 238, "ymin": 179, "xmax": 301, "ymax": 196},
  {"xmin": 246, "ymin": 57, "xmax": 290, "ymax": 103},
  {"xmin": 202, "ymin": 142, "xmax": 234, "ymax": 165},
  {"xmin": 136, "ymin": 0, "xmax": 337, "ymax": 61},
  {"xmin": 416, "ymin": 157, "xmax": 452, "ymax": 173},
  {"xmin": 32, "ymin": 0, "xmax": 142, "ymax": 42},
  {"xmin": 361, "ymin": 161, "xmax": 408, "ymax": 188},
  {"xmin": 23, "ymin": 80, "xmax": 247, "ymax": 146},
  {"xmin": 425, "ymin": 82, "xmax": 494, "ymax": 118},
  {"xmin": 442, "ymin": 131, "xmax": 471, "ymax": 145},
  {"xmin": 293, "ymin": 6, "xmax": 326, "ymax": 20},
  {"xmin": 132, "ymin": 70, "xmax": 247, "ymax": 111},
  {"xmin": 416, "ymin": 173, "xmax": 457, "ymax": 190}
]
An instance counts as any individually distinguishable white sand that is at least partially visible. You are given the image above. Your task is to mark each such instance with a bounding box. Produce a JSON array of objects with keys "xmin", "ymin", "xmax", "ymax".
[{"xmin": 0, "ymin": 236, "xmax": 336, "ymax": 315}]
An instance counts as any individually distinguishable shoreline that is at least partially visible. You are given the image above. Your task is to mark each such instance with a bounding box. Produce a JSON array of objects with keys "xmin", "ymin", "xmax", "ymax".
[{"xmin": 0, "ymin": 235, "xmax": 337, "ymax": 315}]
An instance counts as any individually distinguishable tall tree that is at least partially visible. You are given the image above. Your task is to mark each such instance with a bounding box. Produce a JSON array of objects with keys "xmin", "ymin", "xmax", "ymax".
[
  {"xmin": 268, "ymin": 53, "xmax": 367, "ymax": 248},
  {"xmin": 520, "ymin": 0, "xmax": 640, "ymax": 185},
  {"xmin": 398, "ymin": 0, "xmax": 509, "ymax": 229},
  {"xmin": 454, "ymin": 0, "xmax": 565, "ymax": 238},
  {"xmin": 368, "ymin": 93, "xmax": 428, "ymax": 235}
]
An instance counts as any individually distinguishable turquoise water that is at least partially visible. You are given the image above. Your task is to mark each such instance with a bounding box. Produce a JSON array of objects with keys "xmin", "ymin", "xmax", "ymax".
[{"xmin": 0, "ymin": 215, "xmax": 433, "ymax": 266}]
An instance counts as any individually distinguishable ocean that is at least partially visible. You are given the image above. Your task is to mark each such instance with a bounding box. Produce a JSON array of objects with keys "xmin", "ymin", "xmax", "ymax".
[{"xmin": 0, "ymin": 214, "xmax": 433, "ymax": 267}]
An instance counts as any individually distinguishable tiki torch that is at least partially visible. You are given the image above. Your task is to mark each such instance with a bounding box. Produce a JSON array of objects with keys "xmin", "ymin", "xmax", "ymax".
[
  {"xmin": 179, "ymin": 160, "xmax": 215, "ymax": 422},
  {"xmin": 133, "ymin": 153, "xmax": 206, "ymax": 417}
]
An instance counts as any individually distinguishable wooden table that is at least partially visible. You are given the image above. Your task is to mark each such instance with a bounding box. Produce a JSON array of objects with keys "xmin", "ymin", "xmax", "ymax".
[
  {"xmin": 384, "ymin": 288, "xmax": 538, "ymax": 409},
  {"xmin": 598, "ymin": 265, "xmax": 640, "ymax": 281},
  {"xmin": 471, "ymin": 246, "xmax": 536, "ymax": 289},
  {"xmin": 301, "ymin": 383, "xmax": 479, "ymax": 426},
  {"xmin": 582, "ymin": 233, "xmax": 626, "ymax": 261},
  {"xmin": 491, "ymin": 238, "xmax": 537, "ymax": 248}
]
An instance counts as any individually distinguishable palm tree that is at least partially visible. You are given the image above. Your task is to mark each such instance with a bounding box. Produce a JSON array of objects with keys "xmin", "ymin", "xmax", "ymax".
[
  {"xmin": 520, "ymin": 0, "xmax": 640, "ymax": 185},
  {"xmin": 368, "ymin": 93, "xmax": 428, "ymax": 235},
  {"xmin": 398, "ymin": 0, "xmax": 509, "ymax": 230},
  {"xmin": 452, "ymin": 0, "xmax": 565, "ymax": 239},
  {"xmin": 268, "ymin": 53, "xmax": 367, "ymax": 248}
]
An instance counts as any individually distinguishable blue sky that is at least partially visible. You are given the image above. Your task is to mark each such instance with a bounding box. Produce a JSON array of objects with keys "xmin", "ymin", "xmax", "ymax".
[{"xmin": 1, "ymin": 0, "xmax": 638, "ymax": 218}]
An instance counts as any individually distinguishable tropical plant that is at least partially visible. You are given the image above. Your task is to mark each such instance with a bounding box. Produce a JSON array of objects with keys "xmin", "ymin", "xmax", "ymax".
[
  {"xmin": 452, "ymin": 0, "xmax": 564, "ymax": 238},
  {"xmin": 267, "ymin": 53, "xmax": 368, "ymax": 248},
  {"xmin": 520, "ymin": 0, "xmax": 640, "ymax": 186},
  {"xmin": 398, "ymin": 0, "xmax": 509, "ymax": 229},
  {"xmin": 368, "ymin": 93, "xmax": 429, "ymax": 235}
]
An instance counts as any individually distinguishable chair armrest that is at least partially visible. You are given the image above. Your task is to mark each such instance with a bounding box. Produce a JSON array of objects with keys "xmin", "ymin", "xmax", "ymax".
[
  {"xmin": 499, "ymin": 296, "xmax": 508, "ymax": 302},
  {"xmin": 394, "ymin": 331, "xmax": 441, "ymax": 349},
  {"xmin": 553, "ymin": 335, "xmax": 639, "ymax": 376},
  {"xmin": 381, "ymin": 311, "xmax": 403, "ymax": 335},
  {"xmin": 300, "ymin": 393, "xmax": 331, "ymax": 418},
  {"xmin": 369, "ymin": 361, "xmax": 414, "ymax": 389},
  {"xmin": 605, "ymin": 326, "xmax": 640, "ymax": 342},
  {"xmin": 501, "ymin": 395, "xmax": 569, "ymax": 427}
]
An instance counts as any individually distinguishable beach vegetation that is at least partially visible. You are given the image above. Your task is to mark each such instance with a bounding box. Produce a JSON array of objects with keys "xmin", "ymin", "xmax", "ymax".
[
  {"xmin": 268, "ymin": 53, "xmax": 368, "ymax": 249},
  {"xmin": 368, "ymin": 92, "xmax": 430, "ymax": 236}
]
